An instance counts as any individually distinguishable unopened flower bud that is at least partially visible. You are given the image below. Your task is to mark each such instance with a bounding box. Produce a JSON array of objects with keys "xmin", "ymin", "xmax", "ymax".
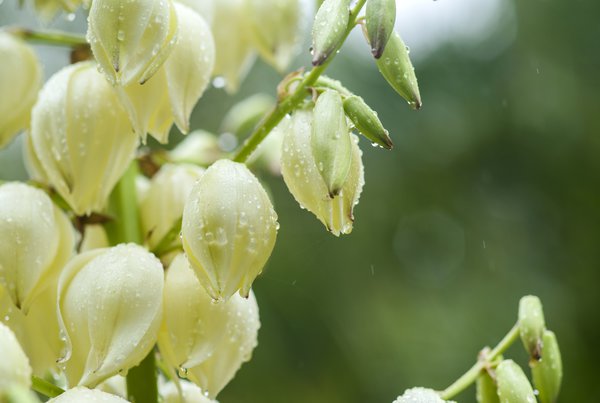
[
  {"xmin": 211, "ymin": 0, "xmax": 257, "ymax": 93},
  {"xmin": 393, "ymin": 387, "xmax": 453, "ymax": 403},
  {"xmin": 518, "ymin": 295, "xmax": 545, "ymax": 359},
  {"xmin": 220, "ymin": 94, "xmax": 275, "ymax": 137},
  {"xmin": 169, "ymin": 130, "xmax": 222, "ymax": 166},
  {"xmin": 281, "ymin": 111, "xmax": 364, "ymax": 236},
  {"xmin": 29, "ymin": 62, "xmax": 139, "ymax": 215},
  {"xmin": 140, "ymin": 163, "xmax": 205, "ymax": 249},
  {"xmin": 531, "ymin": 330, "xmax": 562, "ymax": 403},
  {"xmin": 0, "ymin": 322, "xmax": 32, "ymax": 391},
  {"xmin": 495, "ymin": 360, "xmax": 536, "ymax": 403},
  {"xmin": 175, "ymin": 0, "xmax": 213, "ymax": 24},
  {"xmin": 476, "ymin": 371, "xmax": 500, "ymax": 403},
  {"xmin": 57, "ymin": 244, "xmax": 164, "ymax": 387},
  {"xmin": 312, "ymin": 90, "xmax": 352, "ymax": 197},
  {"xmin": 80, "ymin": 224, "xmax": 110, "ymax": 252},
  {"xmin": 366, "ymin": 0, "xmax": 396, "ymax": 58},
  {"xmin": 48, "ymin": 387, "xmax": 129, "ymax": 402},
  {"xmin": 343, "ymin": 95, "xmax": 393, "ymax": 149},
  {"xmin": 161, "ymin": 380, "xmax": 216, "ymax": 403},
  {"xmin": 0, "ymin": 32, "xmax": 42, "ymax": 149},
  {"xmin": 158, "ymin": 255, "xmax": 260, "ymax": 398},
  {"xmin": 245, "ymin": 0, "xmax": 302, "ymax": 71},
  {"xmin": 0, "ymin": 183, "xmax": 74, "ymax": 312},
  {"xmin": 375, "ymin": 31, "xmax": 422, "ymax": 110},
  {"xmin": 182, "ymin": 159, "xmax": 278, "ymax": 300},
  {"xmin": 311, "ymin": 0, "xmax": 351, "ymax": 65},
  {"xmin": 87, "ymin": 0, "xmax": 178, "ymax": 86}
]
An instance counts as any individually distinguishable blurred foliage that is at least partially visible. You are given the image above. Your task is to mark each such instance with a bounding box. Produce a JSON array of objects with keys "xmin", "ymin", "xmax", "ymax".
[{"xmin": 1, "ymin": 0, "xmax": 599, "ymax": 402}]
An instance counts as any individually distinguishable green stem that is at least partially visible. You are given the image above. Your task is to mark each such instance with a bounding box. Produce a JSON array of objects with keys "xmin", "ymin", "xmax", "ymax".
[
  {"xmin": 105, "ymin": 162, "xmax": 142, "ymax": 245},
  {"xmin": 232, "ymin": 0, "xmax": 368, "ymax": 163},
  {"xmin": 31, "ymin": 375, "xmax": 64, "ymax": 398},
  {"xmin": 5, "ymin": 27, "xmax": 87, "ymax": 47},
  {"xmin": 438, "ymin": 323, "xmax": 520, "ymax": 400},
  {"xmin": 126, "ymin": 351, "xmax": 159, "ymax": 403},
  {"xmin": 150, "ymin": 217, "xmax": 182, "ymax": 258}
]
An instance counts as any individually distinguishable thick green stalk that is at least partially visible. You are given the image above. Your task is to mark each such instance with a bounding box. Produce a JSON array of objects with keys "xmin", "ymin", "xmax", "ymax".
[
  {"xmin": 126, "ymin": 351, "xmax": 159, "ymax": 403},
  {"xmin": 233, "ymin": 0, "xmax": 368, "ymax": 163},
  {"xmin": 5, "ymin": 27, "xmax": 87, "ymax": 47},
  {"xmin": 438, "ymin": 324, "xmax": 520, "ymax": 400},
  {"xmin": 31, "ymin": 375, "xmax": 64, "ymax": 398}
]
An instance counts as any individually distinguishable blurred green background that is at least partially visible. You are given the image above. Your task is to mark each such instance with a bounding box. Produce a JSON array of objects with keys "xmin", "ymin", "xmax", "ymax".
[{"xmin": 1, "ymin": 0, "xmax": 598, "ymax": 402}]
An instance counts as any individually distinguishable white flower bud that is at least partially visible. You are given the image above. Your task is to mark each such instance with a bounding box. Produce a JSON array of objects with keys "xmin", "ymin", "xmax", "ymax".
[
  {"xmin": 140, "ymin": 163, "xmax": 205, "ymax": 249},
  {"xmin": 0, "ymin": 322, "xmax": 32, "ymax": 391},
  {"xmin": 0, "ymin": 384, "xmax": 41, "ymax": 403},
  {"xmin": 32, "ymin": 0, "xmax": 86, "ymax": 21},
  {"xmin": 211, "ymin": 0, "xmax": 257, "ymax": 93},
  {"xmin": 29, "ymin": 62, "xmax": 139, "ymax": 216},
  {"xmin": 48, "ymin": 387, "xmax": 129, "ymax": 403},
  {"xmin": 57, "ymin": 244, "xmax": 164, "ymax": 387},
  {"xmin": 0, "ymin": 183, "xmax": 74, "ymax": 313},
  {"xmin": 393, "ymin": 387, "xmax": 454, "ymax": 403},
  {"xmin": 0, "ymin": 32, "xmax": 42, "ymax": 149},
  {"xmin": 244, "ymin": 0, "xmax": 303, "ymax": 71},
  {"xmin": 169, "ymin": 130, "xmax": 222, "ymax": 166},
  {"xmin": 281, "ymin": 111, "xmax": 365, "ymax": 236},
  {"xmin": 182, "ymin": 160, "xmax": 278, "ymax": 300},
  {"xmin": 80, "ymin": 225, "xmax": 110, "ymax": 252},
  {"xmin": 87, "ymin": 0, "xmax": 178, "ymax": 86},
  {"xmin": 158, "ymin": 255, "xmax": 260, "ymax": 398},
  {"xmin": 161, "ymin": 380, "xmax": 217, "ymax": 403},
  {"xmin": 174, "ymin": 0, "xmax": 214, "ymax": 24}
]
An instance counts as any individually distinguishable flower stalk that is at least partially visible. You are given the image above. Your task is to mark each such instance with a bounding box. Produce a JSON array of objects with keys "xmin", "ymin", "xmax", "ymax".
[
  {"xmin": 4, "ymin": 27, "xmax": 87, "ymax": 47},
  {"xmin": 31, "ymin": 375, "xmax": 64, "ymax": 398}
]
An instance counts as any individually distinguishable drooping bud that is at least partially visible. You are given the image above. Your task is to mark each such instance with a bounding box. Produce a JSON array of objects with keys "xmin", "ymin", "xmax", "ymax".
[
  {"xmin": 161, "ymin": 380, "xmax": 217, "ymax": 403},
  {"xmin": 343, "ymin": 95, "xmax": 393, "ymax": 149},
  {"xmin": 311, "ymin": 0, "xmax": 351, "ymax": 65},
  {"xmin": 281, "ymin": 111, "xmax": 365, "ymax": 236},
  {"xmin": 476, "ymin": 370, "xmax": 500, "ymax": 403},
  {"xmin": 29, "ymin": 62, "xmax": 139, "ymax": 215},
  {"xmin": 0, "ymin": 32, "xmax": 42, "ymax": 149},
  {"xmin": 311, "ymin": 90, "xmax": 352, "ymax": 197},
  {"xmin": 495, "ymin": 360, "xmax": 536, "ymax": 403},
  {"xmin": 375, "ymin": 31, "xmax": 422, "ymax": 109},
  {"xmin": 182, "ymin": 159, "xmax": 278, "ymax": 300},
  {"xmin": 140, "ymin": 163, "xmax": 205, "ymax": 250},
  {"xmin": 158, "ymin": 254, "xmax": 260, "ymax": 398},
  {"xmin": 366, "ymin": 0, "xmax": 396, "ymax": 58},
  {"xmin": 0, "ymin": 183, "xmax": 74, "ymax": 312},
  {"xmin": 518, "ymin": 295, "xmax": 545, "ymax": 359},
  {"xmin": 57, "ymin": 244, "xmax": 164, "ymax": 387},
  {"xmin": 0, "ymin": 322, "xmax": 32, "ymax": 391},
  {"xmin": 531, "ymin": 330, "xmax": 562, "ymax": 403},
  {"xmin": 245, "ymin": 0, "xmax": 303, "ymax": 71},
  {"xmin": 87, "ymin": 0, "xmax": 178, "ymax": 86},
  {"xmin": 393, "ymin": 387, "xmax": 453, "ymax": 403},
  {"xmin": 169, "ymin": 130, "xmax": 222, "ymax": 166},
  {"xmin": 174, "ymin": 0, "xmax": 214, "ymax": 23},
  {"xmin": 220, "ymin": 94, "xmax": 275, "ymax": 137},
  {"xmin": 47, "ymin": 387, "xmax": 129, "ymax": 403},
  {"xmin": 211, "ymin": 0, "xmax": 257, "ymax": 93}
]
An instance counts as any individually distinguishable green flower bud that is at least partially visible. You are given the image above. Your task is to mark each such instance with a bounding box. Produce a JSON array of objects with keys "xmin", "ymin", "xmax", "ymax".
[
  {"xmin": 48, "ymin": 387, "xmax": 129, "ymax": 402},
  {"xmin": 495, "ymin": 360, "xmax": 536, "ymax": 403},
  {"xmin": 158, "ymin": 255, "xmax": 260, "ymax": 398},
  {"xmin": 531, "ymin": 330, "xmax": 562, "ymax": 403},
  {"xmin": 57, "ymin": 244, "xmax": 164, "ymax": 387},
  {"xmin": 29, "ymin": 62, "xmax": 139, "ymax": 215},
  {"xmin": 311, "ymin": 0, "xmax": 351, "ymax": 65},
  {"xmin": 169, "ymin": 130, "xmax": 222, "ymax": 166},
  {"xmin": 281, "ymin": 111, "xmax": 365, "ymax": 236},
  {"xmin": 343, "ymin": 95, "xmax": 393, "ymax": 149},
  {"xmin": 311, "ymin": 90, "xmax": 352, "ymax": 197},
  {"xmin": 245, "ymin": 0, "xmax": 303, "ymax": 71},
  {"xmin": 87, "ymin": 0, "xmax": 178, "ymax": 86},
  {"xmin": 0, "ymin": 322, "xmax": 32, "ymax": 391},
  {"xmin": 375, "ymin": 31, "xmax": 422, "ymax": 110},
  {"xmin": 140, "ymin": 163, "xmax": 205, "ymax": 249},
  {"xmin": 161, "ymin": 380, "xmax": 216, "ymax": 403},
  {"xmin": 476, "ymin": 371, "xmax": 500, "ymax": 403},
  {"xmin": 182, "ymin": 160, "xmax": 278, "ymax": 300},
  {"xmin": 366, "ymin": 0, "xmax": 396, "ymax": 58},
  {"xmin": 518, "ymin": 295, "xmax": 546, "ymax": 359},
  {"xmin": 211, "ymin": 0, "xmax": 257, "ymax": 93},
  {"xmin": 0, "ymin": 33, "xmax": 42, "ymax": 149},
  {"xmin": 0, "ymin": 183, "xmax": 74, "ymax": 313},
  {"xmin": 393, "ymin": 387, "xmax": 452, "ymax": 403}
]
